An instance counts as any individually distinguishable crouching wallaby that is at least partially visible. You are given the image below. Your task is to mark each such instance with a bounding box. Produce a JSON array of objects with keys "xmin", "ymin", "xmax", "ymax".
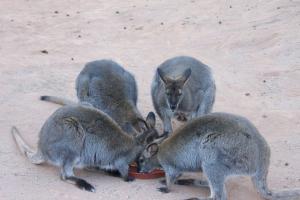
[
  {"xmin": 12, "ymin": 105, "xmax": 155, "ymax": 192},
  {"xmin": 138, "ymin": 112, "xmax": 300, "ymax": 200},
  {"xmin": 151, "ymin": 56, "xmax": 216, "ymax": 136},
  {"xmin": 41, "ymin": 59, "xmax": 159, "ymax": 140}
]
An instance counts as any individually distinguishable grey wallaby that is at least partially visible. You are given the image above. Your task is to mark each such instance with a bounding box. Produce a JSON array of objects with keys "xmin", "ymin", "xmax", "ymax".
[
  {"xmin": 138, "ymin": 112, "xmax": 300, "ymax": 200},
  {"xmin": 151, "ymin": 56, "xmax": 216, "ymax": 136},
  {"xmin": 41, "ymin": 59, "xmax": 159, "ymax": 140},
  {"xmin": 11, "ymin": 104, "xmax": 155, "ymax": 192}
]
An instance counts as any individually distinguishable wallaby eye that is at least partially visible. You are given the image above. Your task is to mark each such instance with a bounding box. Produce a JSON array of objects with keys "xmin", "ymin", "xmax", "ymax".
[
  {"xmin": 141, "ymin": 126, "xmax": 147, "ymax": 132},
  {"xmin": 139, "ymin": 158, "xmax": 144, "ymax": 163},
  {"xmin": 165, "ymin": 89, "xmax": 171, "ymax": 96},
  {"xmin": 176, "ymin": 89, "xmax": 182, "ymax": 96}
]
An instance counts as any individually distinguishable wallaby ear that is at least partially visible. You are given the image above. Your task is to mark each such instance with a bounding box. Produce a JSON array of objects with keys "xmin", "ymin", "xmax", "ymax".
[
  {"xmin": 157, "ymin": 68, "xmax": 173, "ymax": 84},
  {"xmin": 146, "ymin": 112, "xmax": 156, "ymax": 128},
  {"xmin": 177, "ymin": 68, "xmax": 191, "ymax": 85},
  {"xmin": 145, "ymin": 143, "xmax": 159, "ymax": 158},
  {"xmin": 133, "ymin": 118, "xmax": 148, "ymax": 133}
]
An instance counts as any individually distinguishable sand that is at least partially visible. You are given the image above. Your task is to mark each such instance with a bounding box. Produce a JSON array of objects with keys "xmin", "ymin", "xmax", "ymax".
[{"xmin": 0, "ymin": 0, "xmax": 299, "ymax": 199}]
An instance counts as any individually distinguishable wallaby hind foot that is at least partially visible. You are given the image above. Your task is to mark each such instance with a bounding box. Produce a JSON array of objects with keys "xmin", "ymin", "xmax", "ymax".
[
  {"xmin": 157, "ymin": 169, "xmax": 181, "ymax": 193},
  {"xmin": 160, "ymin": 178, "xmax": 209, "ymax": 187},
  {"xmin": 64, "ymin": 176, "xmax": 95, "ymax": 192},
  {"xmin": 11, "ymin": 126, "xmax": 44, "ymax": 164},
  {"xmin": 61, "ymin": 162, "xmax": 95, "ymax": 192},
  {"xmin": 104, "ymin": 169, "xmax": 121, "ymax": 178}
]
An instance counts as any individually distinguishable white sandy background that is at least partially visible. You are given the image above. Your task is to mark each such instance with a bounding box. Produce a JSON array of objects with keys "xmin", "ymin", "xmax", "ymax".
[{"xmin": 0, "ymin": 0, "xmax": 299, "ymax": 199}]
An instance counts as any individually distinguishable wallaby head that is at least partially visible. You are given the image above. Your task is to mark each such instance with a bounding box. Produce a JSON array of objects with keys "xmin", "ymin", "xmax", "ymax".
[
  {"xmin": 157, "ymin": 68, "xmax": 192, "ymax": 111},
  {"xmin": 138, "ymin": 142, "xmax": 160, "ymax": 172},
  {"xmin": 132, "ymin": 112, "xmax": 159, "ymax": 144}
]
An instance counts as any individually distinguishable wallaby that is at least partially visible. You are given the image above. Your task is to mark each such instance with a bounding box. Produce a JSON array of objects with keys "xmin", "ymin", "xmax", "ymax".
[
  {"xmin": 138, "ymin": 112, "xmax": 300, "ymax": 200},
  {"xmin": 151, "ymin": 56, "xmax": 216, "ymax": 136},
  {"xmin": 41, "ymin": 59, "xmax": 159, "ymax": 139},
  {"xmin": 12, "ymin": 104, "xmax": 156, "ymax": 192}
]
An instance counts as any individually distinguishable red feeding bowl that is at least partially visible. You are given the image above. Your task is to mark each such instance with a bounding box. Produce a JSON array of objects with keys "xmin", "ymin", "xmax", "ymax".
[{"xmin": 128, "ymin": 164, "xmax": 165, "ymax": 179}]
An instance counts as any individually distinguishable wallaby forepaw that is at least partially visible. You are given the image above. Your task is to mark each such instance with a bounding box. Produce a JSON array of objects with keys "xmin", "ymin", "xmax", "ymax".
[
  {"xmin": 161, "ymin": 131, "xmax": 169, "ymax": 138},
  {"xmin": 157, "ymin": 187, "xmax": 169, "ymax": 193},
  {"xmin": 159, "ymin": 179, "xmax": 166, "ymax": 185},
  {"xmin": 124, "ymin": 176, "xmax": 135, "ymax": 182},
  {"xmin": 176, "ymin": 114, "xmax": 188, "ymax": 122}
]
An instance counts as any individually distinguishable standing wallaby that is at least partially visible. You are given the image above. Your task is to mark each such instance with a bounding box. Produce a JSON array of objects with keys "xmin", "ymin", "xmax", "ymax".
[
  {"xmin": 138, "ymin": 112, "xmax": 300, "ymax": 200},
  {"xmin": 41, "ymin": 59, "xmax": 158, "ymax": 139},
  {"xmin": 151, "ymin": 56, "xmax": 216, "ymax": 136},
  {"xmin": 12, "ymin": 105, "xmax": 155, "ymax": 192}
]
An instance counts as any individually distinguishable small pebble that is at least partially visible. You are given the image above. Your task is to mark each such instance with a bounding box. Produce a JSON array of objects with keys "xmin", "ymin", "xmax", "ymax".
[
  {"xmin": 218, "ymin": 21, "xmax": 222, "ymax": 24},
  {"xmin": 123, "ymin": 26, "xmax": 127, "ymax": 30},
  {"xmin": 115, "ymin": 11, "xmax": 120, "ymax": 14},
  {"xmin": 71, "ymin": 58, "xmax": 74, "ymax": 61},
  {"xmin": 54, "ymin": 11, "xmax": 59, "ymax": 14},
  {"xmin": 277, "ymin": 7, "xmax": 281, "ymax": 9},
  {"xmin": 284, "ymin": 162, "xmax": 289, "ymax": 166},
  {"xmin": 135, "ymin": 26, "xmax": 143, "ymax": 30},
  {"xmin": 245, "ymin": 93, "xmax": 250, "ymax": 96},
  {"xmin": 78, "ymin": 35, "xmax": 82, "ymax": 38},
  {"xmin": 262, "ymin": 115, "xmax": 267, "ymax": 118},
  {"xmin": 66, "ymin": 14, "xmax": 70, "ymax": 17},
  {"xmin": 229, "ymin": 5, "xmax": 232, "ymax": 8},
  {"xmin": 263, "ymin": 80, "xmax": 266, "ymax": 83},
  {"xmin": 40, "ymin": 50, "xmax": 48, "ymax": 54},
  {"xmin": 160, "ymin": 22, "xmax": 164, "ymax": 25}
]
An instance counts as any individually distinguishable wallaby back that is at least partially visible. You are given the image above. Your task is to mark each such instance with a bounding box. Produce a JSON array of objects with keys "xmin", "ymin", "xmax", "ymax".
[
  {"xmin": 13, "ymin": 104, "xmax": 151, "ymax": 192},
  {"xmin": 139, "ymin": 112, "xmax": 300, "ymax": 200},
  {"xmin": 41, "ymin": 59, "xmax": 158, "ymax": 137}
]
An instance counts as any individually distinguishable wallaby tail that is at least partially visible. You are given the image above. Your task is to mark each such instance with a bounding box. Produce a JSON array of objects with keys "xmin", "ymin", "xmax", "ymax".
[
  {"xmin": 271, "ymin": 189, "xmax": 300, "ymax": 200},
  {"xmin": 251, "ymin": 140, "xmax": 300, "ymax": 200},
  {"xmin": 11, "ymin": 126, "xmax": 45, "ymax": 164},
  {"xmin": 40, "ymin": 95, "xmax": 76, "ymax": 106}
]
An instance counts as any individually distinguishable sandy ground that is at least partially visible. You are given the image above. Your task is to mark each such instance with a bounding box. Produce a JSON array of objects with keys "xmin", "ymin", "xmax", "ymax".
[{"xmin": 0, "ymin": 0, "xmax": 300, "ymax": 199}]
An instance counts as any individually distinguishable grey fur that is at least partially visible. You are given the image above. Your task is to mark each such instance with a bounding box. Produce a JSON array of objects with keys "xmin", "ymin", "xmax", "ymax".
[
  {"xmin": 151, "ymin": 56, "xmax": 216, "ymax": 135},
  {"xmin": 139, "ymin": 112, "xmax": 300, "ymax": 200},
  {"xmin": 12, "ymin": 105, "xmax": 153, "ymax": 192},
  {"xmin": 41, "ymin": 59, "xmax": 158, "ymax": 139}
]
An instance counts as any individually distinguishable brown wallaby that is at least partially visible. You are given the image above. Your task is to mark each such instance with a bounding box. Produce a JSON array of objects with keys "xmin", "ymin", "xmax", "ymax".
[
  {"xmin": 151, "ymin": 56, "xmax": 216, "ymax": 136},
  {"xmin": 41, "ymin": 59, "xmax": 159, "ymax": 140},
  {"xmin": 12, "ymin": 104, "xmax": 154, "ymax": 192},
  {"xmin": 138, "ymin": 112, "xmax": 300, "ymax": 200}
]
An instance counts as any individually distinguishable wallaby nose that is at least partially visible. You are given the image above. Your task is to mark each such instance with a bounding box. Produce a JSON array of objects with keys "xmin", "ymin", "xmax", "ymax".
[{"xmin": 170, "ymin": 105, "xmax": 176, "ymax": 111}]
